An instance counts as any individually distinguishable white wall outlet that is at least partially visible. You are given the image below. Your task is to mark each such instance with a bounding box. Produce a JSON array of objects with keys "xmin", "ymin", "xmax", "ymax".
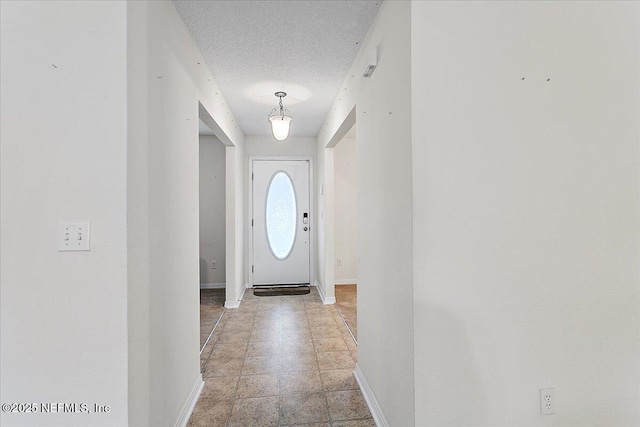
[
  {"xmin": 211, "ymin": 260, "xmax": 217, "ymax": 269},
  {"xmin": 337, "ymin": 258, "xmax": 343, "ymax": 267},
  {"xmin": 540, "ymin": 388, "xmax": 555, "ymax": 415},
  {"xmin": 59, "ymin": 222, "xmax": 90, "ymax": 251}
]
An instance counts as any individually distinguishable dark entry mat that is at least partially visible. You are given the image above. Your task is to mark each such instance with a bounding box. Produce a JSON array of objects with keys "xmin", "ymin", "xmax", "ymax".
[{"xmin": 253, "ymin": 286, "xmax": 310, "ymax": 297}]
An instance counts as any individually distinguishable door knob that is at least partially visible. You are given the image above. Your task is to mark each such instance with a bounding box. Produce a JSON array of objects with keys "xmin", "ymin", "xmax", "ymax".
[{"xmin": 304, "ymin": 227, "xmax": 308, "ymax": 231}]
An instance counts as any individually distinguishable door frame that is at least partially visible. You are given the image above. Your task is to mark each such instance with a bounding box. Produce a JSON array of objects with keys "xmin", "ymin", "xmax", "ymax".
[
  {"xmin": 319, "ymin": 106, "xmax": 356, "ymax": 304},
  {"xmin": 198, "ymin": 102, "xmax": 243, "ymax": 308},
  {"xmin": 248, "ymin": 156, "xmax": 315, "ymax": 288}
]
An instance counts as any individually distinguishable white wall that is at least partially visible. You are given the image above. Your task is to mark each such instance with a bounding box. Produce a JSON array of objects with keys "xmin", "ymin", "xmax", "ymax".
[
  {"xmin": 127, "ymin": 1, "xmax": 244, "ymax": 425},
  {"xmin": 199, "ymin": 135, "xmax": 226, "ymax": 285},
  {"xmin": 318, "ymin": 2, "xmax": 415, "ymax": 425},
  {"xmin": 226, "ymin": 143, "xmax": 246, "ymax": 305},
  {"xmin": 316, "ymin": 142, "xmax": 335, "ymax": 302},
  {"xmin": 334, "ymin": 136, "xmax": 357, "ymax": 283},
  {"xmin": 245, "ymin": 135, "xmax": 317, "ymax": 157},
  {"xmin": 1, "ymin": 1, "xmax": 128, "ymax": 426},
  {"xmin": 412, "ymin": 2, "xmax": 640, "ymax": 426}
]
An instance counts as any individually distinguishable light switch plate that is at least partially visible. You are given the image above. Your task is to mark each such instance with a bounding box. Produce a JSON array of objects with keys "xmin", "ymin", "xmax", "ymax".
[{"xmin": 59, "ymin": 222, "xmax": 90, "ymax": 251}]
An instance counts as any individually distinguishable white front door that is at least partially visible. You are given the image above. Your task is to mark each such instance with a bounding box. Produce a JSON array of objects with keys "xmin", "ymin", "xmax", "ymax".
[{"xmin": 252, "ymin": 160, "xmax": 310, "ymax": 285}]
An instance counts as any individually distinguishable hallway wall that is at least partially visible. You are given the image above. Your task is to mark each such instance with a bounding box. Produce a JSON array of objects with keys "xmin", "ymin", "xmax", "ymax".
[
  {"xmin": 1, "ymin": 2, "xmax": 129, "ymax": 426},
  {"xmin": 334, "ymin": 136, "xmax": 357, "ymax": 283},
  {"xmin": 245, "ymin": 135, "xmax": 316, "ymax": 158},
  {"xmin": 411, "ymin": 2, "xmax": 640, "ymax": 425},
  {"xmin": 318, "ymin": 2, "xmax": 415, "ymax": 425},
  {"xmin": 199, "ymin": 135, "xmax": 226, "ymax": 286},
  {"xmin": 316, "ymin": 143, "xmax": 335, "ymax": 302},
  {"xmin": 321, "ymin": 1, "xmax": 639, "ymax": 425},
  {"xmin": 127, "ymin": 2, "xmax": 244, "ymax": 425}
]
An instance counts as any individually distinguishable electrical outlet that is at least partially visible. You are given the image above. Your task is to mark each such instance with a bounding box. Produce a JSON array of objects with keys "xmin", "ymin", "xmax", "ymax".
[
  {"xmin": 211, "ymin": 260, "xmax": 217, "ymax": 269},
  {"xmin": 540, "ymin": 388, "xmax": 555, "ymax": 415}
]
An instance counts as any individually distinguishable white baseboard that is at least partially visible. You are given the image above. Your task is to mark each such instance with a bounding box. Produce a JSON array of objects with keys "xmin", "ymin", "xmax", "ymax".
[
  {"xmin": 175, "ymin": 374, "xmax": 204, "ymax": 427},
  {"xmin": 200, "ymin": 282, "xmax": 225, "ymax": 289},
  {"xmin": 335, "ymin": 279, "xmax": 357, "ymax": 285},
  {"xmin": 224, "ymin": 300, "xmax": 240, "ymax": 308},
  {"xmin": 224, "ymin": 283, "xmax": 248, "ymax": 309},
  {"xmin": 354, "ymin": 364, "xmax": 388, "ymax": 427},
  {"xmin": 315, "ymin": 280, "xmax": 336, "ymax": 305}
]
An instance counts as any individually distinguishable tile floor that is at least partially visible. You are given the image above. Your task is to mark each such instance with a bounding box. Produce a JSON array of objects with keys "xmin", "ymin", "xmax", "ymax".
[
  {"xmin": 334, "ymin": 285, "xmax": 357, "ymax": 341},
  {"xmin": 200, "ymin": 288, "xmax": 226, "ymax": 350},
  {"xmin": 189, "ymin": 286, "xmax": 372, "ymax": 427}
]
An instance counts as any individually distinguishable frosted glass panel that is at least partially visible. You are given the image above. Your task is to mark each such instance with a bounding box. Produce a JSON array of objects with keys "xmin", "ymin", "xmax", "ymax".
[{"xmin": 266, "ymin": 172, "xmax": 297, "ymax": 260}]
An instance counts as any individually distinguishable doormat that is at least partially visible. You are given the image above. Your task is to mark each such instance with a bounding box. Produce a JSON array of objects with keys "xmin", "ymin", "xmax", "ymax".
[{"xmin": 254, "ymin": 286, "xmax": 310, "ymax": 297}]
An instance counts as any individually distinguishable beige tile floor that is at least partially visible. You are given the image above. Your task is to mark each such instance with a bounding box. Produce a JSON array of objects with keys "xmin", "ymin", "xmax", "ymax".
[
  {"xmin": 200, "ymin": 288, "xmax": 226, "ymax": 351},
  {"xmin": 334, "ymin": 285, "xmax": 357, "ymax": 341},
  {"xmin": 189, "ymin": 287, "xmax": 372, "ymax": 427}
]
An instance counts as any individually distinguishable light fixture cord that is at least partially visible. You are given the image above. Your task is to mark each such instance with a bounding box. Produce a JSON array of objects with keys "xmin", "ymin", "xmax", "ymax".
[{"xmin": 279, "ymin": 96, "xmax": 284, "ymax": 119}]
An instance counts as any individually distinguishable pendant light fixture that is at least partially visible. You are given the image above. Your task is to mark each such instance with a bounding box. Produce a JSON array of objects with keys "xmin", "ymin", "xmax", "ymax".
[{"xmin": 268, "ymin": 91, "xmax": 292, "ymax": 141}]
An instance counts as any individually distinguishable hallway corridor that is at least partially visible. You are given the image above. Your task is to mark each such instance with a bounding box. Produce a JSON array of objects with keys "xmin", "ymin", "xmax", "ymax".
[{"xmin": 189, "ymin": 287, "xmax": 372, "ymax": 426}]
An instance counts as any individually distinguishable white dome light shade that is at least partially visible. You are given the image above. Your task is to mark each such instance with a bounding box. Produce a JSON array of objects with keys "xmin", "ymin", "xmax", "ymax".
[{"xmin": 269, "ymin": 114, "xmax": 292, "ymax": 141}]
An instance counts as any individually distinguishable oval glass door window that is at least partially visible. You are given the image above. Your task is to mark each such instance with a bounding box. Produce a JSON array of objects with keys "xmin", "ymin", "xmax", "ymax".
[{"xmin": 265, "ymin": 171, "xmax": 297, "ymax": 260}]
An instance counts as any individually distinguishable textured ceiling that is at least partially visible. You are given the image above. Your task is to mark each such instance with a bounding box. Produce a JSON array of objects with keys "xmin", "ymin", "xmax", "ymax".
[{"xmin": 173, "ymin": 0, "xmax": 381, "ymax": 137}]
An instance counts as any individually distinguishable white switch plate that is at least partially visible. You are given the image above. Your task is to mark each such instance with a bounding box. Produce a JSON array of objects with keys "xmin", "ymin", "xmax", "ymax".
[{"xmin": 59, "ymin": 222, "xmax": 90, "ymax": 251}]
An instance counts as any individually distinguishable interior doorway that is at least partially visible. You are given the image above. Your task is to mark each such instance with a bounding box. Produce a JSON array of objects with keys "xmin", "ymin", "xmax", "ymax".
[
  {"xmin": 332, "ymin": 123, "xmax": 358, "ymax": 341},
  {"xmin": 198, "ymin": 120, "xmax": 226, "ymax": 352}
]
